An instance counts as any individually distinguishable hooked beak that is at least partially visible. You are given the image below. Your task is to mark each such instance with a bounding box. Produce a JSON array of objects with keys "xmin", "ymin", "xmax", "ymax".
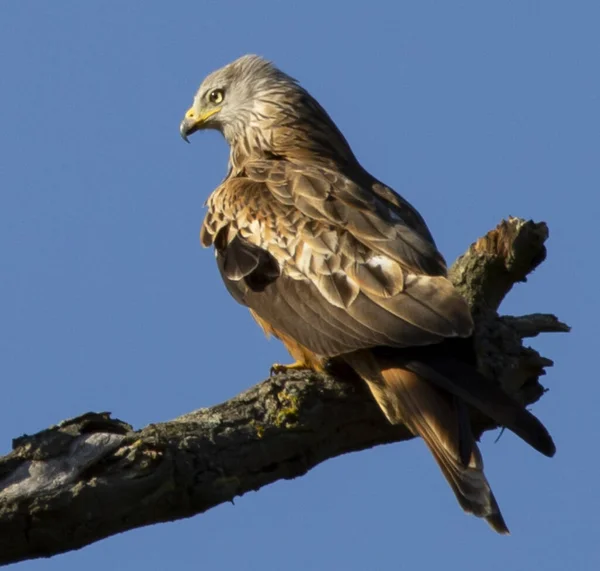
[{"xmin": 179, "ymin": 106, "xmax": 221, "ymax": 143}]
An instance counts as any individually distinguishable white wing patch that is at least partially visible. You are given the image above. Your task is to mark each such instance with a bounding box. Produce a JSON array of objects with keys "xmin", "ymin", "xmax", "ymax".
[{"xmin": 367, "ymin": 255, "xmax": 396, "ymax": 272}]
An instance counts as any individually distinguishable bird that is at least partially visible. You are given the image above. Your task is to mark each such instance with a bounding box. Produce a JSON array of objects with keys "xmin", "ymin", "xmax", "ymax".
[{"xmin": 179, "ymin": 54, "xmax": 555, "ymax": 533}]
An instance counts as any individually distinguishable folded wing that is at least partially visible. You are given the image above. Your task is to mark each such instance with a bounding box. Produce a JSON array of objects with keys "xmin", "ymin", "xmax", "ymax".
[{"xmin": 201, "ymin": 160, "xmax": 473, "ymax": 358}]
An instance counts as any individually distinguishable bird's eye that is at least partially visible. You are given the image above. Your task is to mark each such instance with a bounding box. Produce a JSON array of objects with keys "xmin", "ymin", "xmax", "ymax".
[{"xmin": 208, "ymin": 89, "xmax": 225, "ymax": 105}]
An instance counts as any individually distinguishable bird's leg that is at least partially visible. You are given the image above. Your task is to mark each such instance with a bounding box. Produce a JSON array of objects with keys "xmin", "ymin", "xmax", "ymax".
[{"xmin": 270, "ymin": 361, "xmax": 312, "ymax": 376}]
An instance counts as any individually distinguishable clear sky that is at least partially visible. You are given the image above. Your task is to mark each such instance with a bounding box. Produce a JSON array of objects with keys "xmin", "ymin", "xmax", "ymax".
[{"xmin": 1, "ymin": 1, "xmax": 597, "ymax": 569}]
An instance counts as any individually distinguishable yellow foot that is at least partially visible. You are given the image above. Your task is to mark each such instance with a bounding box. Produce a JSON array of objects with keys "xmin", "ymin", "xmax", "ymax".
[{"xmin": 270, "ymin": 361, "xmax": 311, "ymax": 376}]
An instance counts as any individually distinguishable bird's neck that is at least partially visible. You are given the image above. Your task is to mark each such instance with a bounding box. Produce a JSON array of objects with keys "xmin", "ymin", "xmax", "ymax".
[{"xmin": 226, "ymin": 96, "xmax": 361, "ymax": 175}]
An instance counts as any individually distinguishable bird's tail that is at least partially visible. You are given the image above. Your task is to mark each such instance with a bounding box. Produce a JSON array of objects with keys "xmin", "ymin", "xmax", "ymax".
[{"xmin": 344, "ymin": 350, "xmax": 516, "ymax": 534}]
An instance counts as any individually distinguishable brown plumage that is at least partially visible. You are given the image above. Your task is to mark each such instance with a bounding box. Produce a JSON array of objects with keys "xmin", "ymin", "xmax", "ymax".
[{"xmin": 180, "ymin": 55, "xmax": 555, "ymax": 533}]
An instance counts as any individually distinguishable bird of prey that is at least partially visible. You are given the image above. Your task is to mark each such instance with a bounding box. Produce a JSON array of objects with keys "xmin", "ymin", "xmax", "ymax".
[{"xmin": 180, "ymin": 55, "xmax": 555, "ymax": 533}]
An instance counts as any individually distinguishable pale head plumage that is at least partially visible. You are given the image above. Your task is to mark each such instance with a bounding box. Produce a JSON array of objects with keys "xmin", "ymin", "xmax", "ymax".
[
  {"xmin": 182, "ymin": 55, "xmax": 296, "ymax": 141},
  {"xmin": 180, "ymin": 55, "xmax": 357, "ymax": 170}
]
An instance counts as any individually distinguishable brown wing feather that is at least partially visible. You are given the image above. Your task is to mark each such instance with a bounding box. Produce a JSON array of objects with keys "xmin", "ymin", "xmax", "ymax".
[
  {"xmin": 202, "ymin": 160, "xmax": 473, "ymax": 359},
  {"xmin": 247, "ymin": 161, "xmax": 448, "ymax": 276}
]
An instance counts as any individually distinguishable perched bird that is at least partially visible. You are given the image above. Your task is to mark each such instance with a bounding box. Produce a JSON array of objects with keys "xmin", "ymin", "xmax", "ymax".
[{"xmin": 180, "ymin": 55, "xmax": 555, "ymax": 533}]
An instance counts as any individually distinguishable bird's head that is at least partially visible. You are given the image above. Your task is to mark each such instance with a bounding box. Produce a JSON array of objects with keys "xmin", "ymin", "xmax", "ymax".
[
  {"xmin": 180, "ymin": 54, "xmax": 358, "ymax": 170},
  {"xmin": 179, "ymin": 54, "xmax": 297, "ymax": 144}
]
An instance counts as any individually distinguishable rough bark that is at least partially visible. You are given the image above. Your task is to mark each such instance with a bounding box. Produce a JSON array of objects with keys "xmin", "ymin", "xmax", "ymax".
[{"xmin": 0, "ymin": 217, "xmax": 569, "ymax": 566}]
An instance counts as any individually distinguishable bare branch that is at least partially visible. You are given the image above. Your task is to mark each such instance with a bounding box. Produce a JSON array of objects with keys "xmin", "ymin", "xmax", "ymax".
[
  {"xmin": 448, "ymin": 217, "xmax": 549, "ymax": 312},
  {"xmin": 0, "ymin": 218, "xmax": 569, "ymax": 566},
  {"xmin": 502, "ymin": 314, "xmax": 571, "ymax": 338}
]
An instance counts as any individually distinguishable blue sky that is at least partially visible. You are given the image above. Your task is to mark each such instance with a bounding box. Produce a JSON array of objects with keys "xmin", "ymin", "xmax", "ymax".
[{"xmin": 1, "ymin": 1, "xmax": 597, "ymax": 569}]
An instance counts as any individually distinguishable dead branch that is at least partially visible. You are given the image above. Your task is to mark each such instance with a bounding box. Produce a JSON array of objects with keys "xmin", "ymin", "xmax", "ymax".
[{"xmin": 0, "ymin": 218, "xmax": 569, "ymax": 566}]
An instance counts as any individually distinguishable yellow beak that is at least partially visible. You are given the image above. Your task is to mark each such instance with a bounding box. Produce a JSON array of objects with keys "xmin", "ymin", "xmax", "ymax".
[{"xmin": 179, "ymin": 106, "xmax": 221, "ymax": 142}]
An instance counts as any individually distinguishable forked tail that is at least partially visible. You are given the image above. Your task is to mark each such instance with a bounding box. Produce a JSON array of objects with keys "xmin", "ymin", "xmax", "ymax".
[{"xmin": 345, "ymin": 350, "xmax": 518, "ymax": 533}]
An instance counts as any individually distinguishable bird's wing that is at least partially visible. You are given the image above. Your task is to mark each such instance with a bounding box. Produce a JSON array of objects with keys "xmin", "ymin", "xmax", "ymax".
[
  {"xmin": 201, "ymin": 160, "xmax": 473, "ymax": 358},
  {"xmin": 246, "ymin": 160, "xmax": 449, "ymax": 276}
]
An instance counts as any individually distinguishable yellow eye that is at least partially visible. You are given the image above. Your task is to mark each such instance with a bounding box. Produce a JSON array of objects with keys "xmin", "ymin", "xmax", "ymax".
[{"xmin": 208, "ymin": 89, "xmax": 224, "ymax": 105}]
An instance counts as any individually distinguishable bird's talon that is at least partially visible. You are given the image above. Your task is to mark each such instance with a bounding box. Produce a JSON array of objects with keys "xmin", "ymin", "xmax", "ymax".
[{"xmin": 270, "ymin": 362, "xmax": 309, "ymax": 376}]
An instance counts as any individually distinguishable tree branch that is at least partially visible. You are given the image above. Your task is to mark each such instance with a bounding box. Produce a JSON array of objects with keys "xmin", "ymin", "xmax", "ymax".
[{"xmin": 0, "ymin": 218, "xmax": 569, "ymax": 566}]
